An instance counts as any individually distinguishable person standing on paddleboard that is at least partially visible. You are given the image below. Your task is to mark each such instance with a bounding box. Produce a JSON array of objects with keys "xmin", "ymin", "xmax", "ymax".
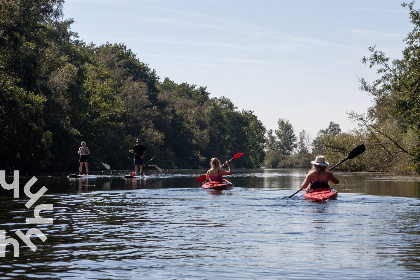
[
  {"xmin": 301, "ymin": 155, "xmax": 339, "ymax": 189},
  {"xmin": 78, "ymin": 141, "xmax": 90, "ymax": 175},
  {"xmin": 129, "ymin": 139, "xmax": 146, "ymax": 176},
  {"xmin": 206, "ymin": 158, "xmax": 232, "ymax": 181}
]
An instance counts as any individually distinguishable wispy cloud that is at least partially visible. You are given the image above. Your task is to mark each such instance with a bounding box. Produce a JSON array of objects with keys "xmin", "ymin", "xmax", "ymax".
[
  {"xmin": 348, "ymin": 7, "xmax": 407, "ymax": 14},
  {"xmin": 350, "ymin": 29, "xmax": 406, "ymax": 39}
]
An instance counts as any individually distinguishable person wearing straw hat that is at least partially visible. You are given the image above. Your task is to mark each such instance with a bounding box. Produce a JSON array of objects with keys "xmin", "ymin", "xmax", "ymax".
[{"xmin": 300, "ymin": 155, "xmax": 339, "ymax": 190}]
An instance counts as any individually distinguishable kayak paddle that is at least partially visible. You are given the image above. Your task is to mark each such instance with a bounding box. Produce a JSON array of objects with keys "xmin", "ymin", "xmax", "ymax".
[
  {"xmin": 197, "ymin": 175, "xmax": 207, "ymax": 183},
  {"xmin": 329, "ymin": 144, "xmax": 366, "ymax": 170},
  {"xmin": 197, "ymin": 153, "xmax": 244, "ymax": 183},
  {"xmin": 288, "ymin": 144, "xmax": 365, "ymax": 198}
]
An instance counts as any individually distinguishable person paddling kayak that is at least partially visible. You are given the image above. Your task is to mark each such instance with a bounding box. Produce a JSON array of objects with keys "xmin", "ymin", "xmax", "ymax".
[
  {"xmin": 301, "ymin": 155, "xmax": 339, "ymax": 190},
  {"xmin": 206, "ymin": 158, "xmax": 232, "ymax": 181}
]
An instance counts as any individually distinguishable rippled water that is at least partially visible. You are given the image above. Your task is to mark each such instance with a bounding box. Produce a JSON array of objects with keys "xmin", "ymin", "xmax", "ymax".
[{"xmin": 0, "ymin": 169, "xmax": 419, "ymax": 279}]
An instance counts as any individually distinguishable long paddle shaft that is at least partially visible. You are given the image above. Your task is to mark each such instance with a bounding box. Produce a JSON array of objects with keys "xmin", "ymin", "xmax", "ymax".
[
  {"xmin": 144, "ymin": 155, "xmax": 164, "ymax": 173},
  {"xmin": 197, "ymin": 153, "xmax": 244, "ymax": 183},
  {"xmin": 143, "ymin": 155, "xmax": 155, "ymax": 166},
  {"xmin": 90, "ymin": 156, "xmax": 111, "ymax": 170},
  {"xmin": 131, "ymin": 153, "xmax": 163, "ymax": 173},
  {"xmin": 288, "ymin": 144, "xmax": 365, "ymax": 198}
]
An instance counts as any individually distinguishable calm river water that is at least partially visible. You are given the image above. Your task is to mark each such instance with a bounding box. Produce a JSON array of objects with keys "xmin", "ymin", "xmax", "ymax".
[{"xmin": 0, "ymin": 169, "xmax": 419, "ymax": 279}]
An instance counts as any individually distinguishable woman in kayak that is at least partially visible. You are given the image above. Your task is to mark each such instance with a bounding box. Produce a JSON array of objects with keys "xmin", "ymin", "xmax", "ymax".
[
  {"xmin": 206, "ymin": 158, "xmax": 232, "ymax": 181},
  {"xmin": 301, "ymin": 155, "xmax": 339, "ymax": 189}
]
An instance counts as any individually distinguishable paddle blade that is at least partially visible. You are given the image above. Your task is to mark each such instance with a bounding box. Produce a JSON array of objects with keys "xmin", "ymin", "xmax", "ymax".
[
  {"xmin": 150, "ymin": 164, "xmax": 163, "ymax": 173},
  {"xmin": 347, "ymin": 144, "xmax": 365, "ymax": 159},
  {"xmin": 197, "ymin": 175, "xmax": 207, "ymax": 182},
  {"xmin": 232, "ymin": 153, "xmax": 244, "ymax": 160},
  {"xmin": 330, "ymin": 144, "xmax": 366, "ymax": 170},
  {"xmin": 102, "ymin": 163, "xmax": 111, "ymax": 170}
]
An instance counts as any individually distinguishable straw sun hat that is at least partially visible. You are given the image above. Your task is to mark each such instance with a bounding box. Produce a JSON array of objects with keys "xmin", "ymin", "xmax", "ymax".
[{"xmin": 311, "ymin": 155, "xmax": 329, "ymax": 166}]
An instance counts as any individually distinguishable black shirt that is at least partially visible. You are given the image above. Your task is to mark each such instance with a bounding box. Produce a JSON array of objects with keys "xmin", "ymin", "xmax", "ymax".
[{"xmin": 133, "ymin": 144, "xmax": 145, "ymax": 159}]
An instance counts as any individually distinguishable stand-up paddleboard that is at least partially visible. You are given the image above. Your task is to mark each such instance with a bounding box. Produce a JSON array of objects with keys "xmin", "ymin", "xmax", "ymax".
[
  {"xmin": 125, "ymin": 174, "xmax": 147, "ymax": 179},
  {"xmin": 68, "ymin": 174, "xmax": 89, "ymax": 178}
]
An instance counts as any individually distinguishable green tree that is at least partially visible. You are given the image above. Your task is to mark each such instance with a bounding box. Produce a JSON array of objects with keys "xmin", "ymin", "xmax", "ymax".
[
  {"xmin": 359, "ymin": 1, "xmax": 420, "ymax": 173},
  {"xmin": 319, "ymin": 122, "xmax": 341, "ymax": 136},
  {"xmin": 297, "ymin": 130, "xmax": 311, "ymax": 154},
  {"xmin": 265, "ymin": 129, "xmax": 278, "ymax": 151},
  {"xmin": 312, "ymin": 122, "xmax": 342, "ymax": 154},
  {"xmin": 264, "ymin": 129, "xmax": 283, "ymax": 167},
  {"xmin": 155, "ymin": 81, "xmax": 210, "ymax": 168},
  {"xmin": 0, "ymin": 0, "xmax": 268, "ymax": 173},
  {"xmin": 275, "ymin": 118, "xmax": 297, "ymax": 155},
  {"xmin": 0, "ymin": 0, "xmax": 76, "ymax": 172},
  {"xmin": 0, "ymin": 0, "xmax": 70, "ymax": 92},
  {"xmin": 0, "ymin": 81, "xmax": 50, "ymax": 171},
  {"xmin": 202, "ymin": 97, "xmax": 265, "ymax": 168},
  {"xmin": 232, "ymin": 110, "xmax": 266, "ymax": 167},
  {"xmin": 160, "ymin": 78, "xmax": 210, "ymax": 105},
  {"xmin": 204, "ymin": 97, "xmax": 234, "ymax": 161}
]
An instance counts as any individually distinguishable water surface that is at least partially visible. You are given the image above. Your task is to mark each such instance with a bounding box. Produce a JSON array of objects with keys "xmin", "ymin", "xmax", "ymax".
[{"xmin": 0, "ymin": 169, "xmax": 419, "ymax": 279}]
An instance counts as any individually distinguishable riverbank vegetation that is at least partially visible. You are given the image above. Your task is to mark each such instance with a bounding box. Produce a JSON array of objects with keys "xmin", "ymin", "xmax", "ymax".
[
  {"xmin": 265, "ymin": 2, "xmax": 420, "ymax": 174},
  {"xmin": 1, "ymin": 1, "xmax": 420, "ymax": 174}
]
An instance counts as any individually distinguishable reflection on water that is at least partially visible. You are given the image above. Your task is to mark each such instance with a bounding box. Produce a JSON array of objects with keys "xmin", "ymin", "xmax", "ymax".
[
  {"xmin": 0, "ymin": 169, "xmax": 419, "ymax": 279},
  {"xmin": 27, "ymin": 169, "xmax": 420, "ymax": 198}
]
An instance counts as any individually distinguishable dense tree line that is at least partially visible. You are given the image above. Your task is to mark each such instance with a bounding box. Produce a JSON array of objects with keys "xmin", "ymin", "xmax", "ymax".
[
  {"xmin": 353, "ymin": 1, "xmax": 420, "ymax": 174},
  {"xmin": 3, "ymin": 1, "xmax": 420, "ymax": 175},
  {"xmin": 0, "ymin": 0, "xmax": 265, "ymax": 173}
]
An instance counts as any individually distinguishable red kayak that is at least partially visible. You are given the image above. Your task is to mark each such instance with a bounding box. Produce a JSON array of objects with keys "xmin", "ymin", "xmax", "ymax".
[
  {"xmin": 202, "ymin": 179, "xmax": 233, "ymax": 190},
  {"xmin": 303, "ymin": 188, "xmax": 338, "ymax": 201}
]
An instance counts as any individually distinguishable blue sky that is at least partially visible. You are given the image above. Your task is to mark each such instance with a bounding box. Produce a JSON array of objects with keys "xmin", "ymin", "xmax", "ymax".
[{"xmin": 63, "ymin": 0, "xmax": 413, "ymax": 138}]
